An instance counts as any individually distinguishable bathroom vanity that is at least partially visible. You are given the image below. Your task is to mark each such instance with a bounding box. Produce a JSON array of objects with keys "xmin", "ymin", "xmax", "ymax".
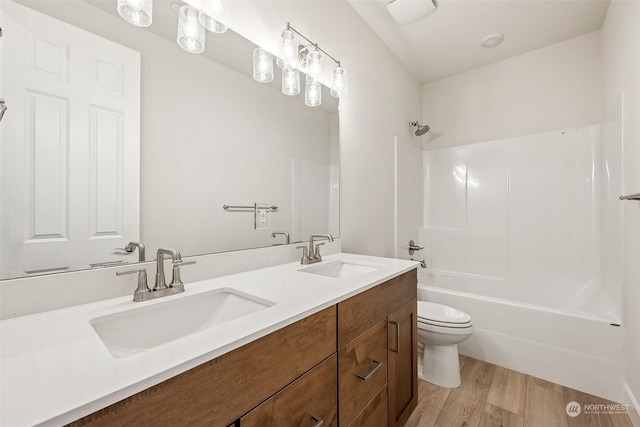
[{"xmin": 0, "ymin": 254, "xmax": 418, "ymax": 426}]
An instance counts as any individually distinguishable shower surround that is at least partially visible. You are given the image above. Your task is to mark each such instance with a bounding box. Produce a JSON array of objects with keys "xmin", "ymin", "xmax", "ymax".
[{"xmin": 398, "ymin": 124, "xmax": 626, "ymax": 402}]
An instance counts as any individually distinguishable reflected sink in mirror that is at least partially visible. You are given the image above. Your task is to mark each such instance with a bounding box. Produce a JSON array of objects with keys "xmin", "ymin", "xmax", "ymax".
[
  {"xmin": 299, "ymin": 260, "xmax": 384, "ymax": 279},
  {"xmin": 90, "ymin": 288, "xmax": 275, "ymax": 358}
]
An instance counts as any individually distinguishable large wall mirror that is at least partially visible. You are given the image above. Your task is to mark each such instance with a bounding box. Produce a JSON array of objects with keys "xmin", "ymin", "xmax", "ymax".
[{"xmin": 0, "ymin": 0, "xmax": 340, "ymax": 280}]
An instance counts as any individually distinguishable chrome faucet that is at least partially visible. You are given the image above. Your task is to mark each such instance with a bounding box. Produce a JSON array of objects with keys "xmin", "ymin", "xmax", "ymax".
[
  {"xmin": 116, "ymin": 247, "xmax": 195, "ymax": 302},
  {"xmin": 298, "ymin": 234, "xmax": 334, "ymax": 264},
  {"xmin": 155, "ymin": 248, "xmax": 183, "ymax": 291}
]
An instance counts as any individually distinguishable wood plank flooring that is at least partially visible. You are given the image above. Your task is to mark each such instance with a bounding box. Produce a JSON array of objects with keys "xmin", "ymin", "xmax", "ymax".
[{"xmin": 405, "ymin": 355, "xmax": 634, "ymax": 427}]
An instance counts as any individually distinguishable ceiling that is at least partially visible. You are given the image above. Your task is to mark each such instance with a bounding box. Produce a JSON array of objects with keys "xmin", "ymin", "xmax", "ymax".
[{"xmin": 348, "ymin": 0, "xmax": 610, "ymax": 83}]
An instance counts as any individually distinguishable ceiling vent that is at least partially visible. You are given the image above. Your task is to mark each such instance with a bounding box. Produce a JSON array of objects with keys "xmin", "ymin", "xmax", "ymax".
[{"xmin": 386, "ymin": 0, "xmax": 437, "ymax": 25}]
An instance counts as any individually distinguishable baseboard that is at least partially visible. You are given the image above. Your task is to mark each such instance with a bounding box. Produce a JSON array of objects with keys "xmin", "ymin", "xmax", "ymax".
[
  {"xmin": 458, "ymin": 327, "xmax": 626, "ymax": 404},
  {"xmin": 624, "ymin": 383, "xmax": 640, "ymax": 427}
]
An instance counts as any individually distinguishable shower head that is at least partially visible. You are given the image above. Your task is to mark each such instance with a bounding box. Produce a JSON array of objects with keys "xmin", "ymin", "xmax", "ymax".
[
  {"xmin": 409, "ymin": 121, "xmax": 429, "ymax": 136},
  {"xmin": 0, "ymin": 99, "xmax": 6, "ymax": 123}
]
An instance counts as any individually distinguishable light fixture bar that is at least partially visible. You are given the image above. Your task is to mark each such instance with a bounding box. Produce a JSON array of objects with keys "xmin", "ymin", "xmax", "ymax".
[{"xmin": 286, "ymin": 22, "xmax": 341, "ymax": 66}]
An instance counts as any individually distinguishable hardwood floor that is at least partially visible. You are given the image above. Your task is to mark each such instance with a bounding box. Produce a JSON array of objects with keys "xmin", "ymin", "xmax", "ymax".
[{"xmin": 405, "ymin": 355, "xmax": 634, "ymax": 427}]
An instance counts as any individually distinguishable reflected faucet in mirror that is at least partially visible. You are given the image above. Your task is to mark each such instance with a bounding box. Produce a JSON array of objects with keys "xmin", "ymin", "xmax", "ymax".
[
  {"xmin": 271, "ymin": 232, "xmax": 290, "ymax": 245},
  {"xmin": 115, "ymin": 242, "xmax": 146, "ymax": 262}
]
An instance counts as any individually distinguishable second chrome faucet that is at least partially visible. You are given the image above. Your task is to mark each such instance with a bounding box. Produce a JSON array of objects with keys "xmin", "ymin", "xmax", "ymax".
[{"xmin": 298, "ymin": 234, "xmax": 334, "ymax": 265}]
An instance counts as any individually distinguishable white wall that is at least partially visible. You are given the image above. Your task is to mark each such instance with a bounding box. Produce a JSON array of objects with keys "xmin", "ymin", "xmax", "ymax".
[
  {"xmin": 228, "ymin": 1, "xmax": 423, "ymax": 257},
  {"xmin": 601, "ymin": 0, "xmax": 640, "ymax": 422},
  {"xmin": 395, "ymin": 138, "xmax": 424, "ymax": 260},
  {"xmin": 422, "ymin": 31, "xmax": 602, "ymax": 149}
]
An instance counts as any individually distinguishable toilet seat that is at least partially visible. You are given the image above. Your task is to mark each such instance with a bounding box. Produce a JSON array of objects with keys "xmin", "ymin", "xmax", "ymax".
[{"xmin": 417, "ymin": 301, "xmax": 472, "ymax": 329}]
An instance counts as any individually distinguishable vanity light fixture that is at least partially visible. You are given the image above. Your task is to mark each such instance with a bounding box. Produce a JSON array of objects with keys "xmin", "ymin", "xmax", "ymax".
[
  {"xmin": 117, "ymin": 0, "xmax": 153, "ymax": 27},
  {"xmin": 198, "ymin": 0, "xmax": 228, "ymax": 33},
  {"xmin": 253, "ymin": 47, "xmax": 274, "ymax": 83},
  {"xmin": 279, "ymin": 29, "xmax": 299, "ymax": 69},
  {"xmin": 118, "ymin": 0, "xmax": 230, "ymax": 55},
  {"xmin": 177, "ymin": 4, "xmax": 205, "ymax": 54}
]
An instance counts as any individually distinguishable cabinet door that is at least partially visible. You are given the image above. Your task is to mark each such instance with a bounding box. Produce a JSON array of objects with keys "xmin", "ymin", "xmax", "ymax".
[
  {"xmin": 388, "ymin": 298, "xmax": 418, "ymax": 427},
  {"xmin": 240, "ymin": 354, "xmax": 337, "ymax": 427}
]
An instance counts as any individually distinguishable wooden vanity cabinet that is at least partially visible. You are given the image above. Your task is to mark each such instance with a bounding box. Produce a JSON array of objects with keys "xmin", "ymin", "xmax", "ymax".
[
  {"xmin": 68, "ymin": 269, "xmax": 418, "ymax": 427},
  {"xmin": 68, "ymin": 306, "xmax": 336, "ymax": 427},
  {"xmin": 337, "ymin": 270, "xmax": 418, "ymax": 427}
]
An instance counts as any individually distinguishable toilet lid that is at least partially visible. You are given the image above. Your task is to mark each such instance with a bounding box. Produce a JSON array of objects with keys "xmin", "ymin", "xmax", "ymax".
[{"xmin": 417, "ymin": 301, "xmax": 471, "ymax": 324}]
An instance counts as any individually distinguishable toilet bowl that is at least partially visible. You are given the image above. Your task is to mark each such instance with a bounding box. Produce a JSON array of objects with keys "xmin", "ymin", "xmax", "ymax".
[{"xmin": 417, "ymin": 301, "xmax": 473, "ymax": 388}]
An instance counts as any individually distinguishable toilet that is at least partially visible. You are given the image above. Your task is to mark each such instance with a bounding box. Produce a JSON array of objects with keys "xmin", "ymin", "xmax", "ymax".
[{"xmin": 417, "ymin": 301, "xmax": 473, "ymax": 388}]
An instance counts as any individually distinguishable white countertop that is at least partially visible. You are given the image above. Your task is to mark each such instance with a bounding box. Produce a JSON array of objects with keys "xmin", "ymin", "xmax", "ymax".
[{"xmin": 0, "ymin": 253, "xmax": 417, "ymax": 427}]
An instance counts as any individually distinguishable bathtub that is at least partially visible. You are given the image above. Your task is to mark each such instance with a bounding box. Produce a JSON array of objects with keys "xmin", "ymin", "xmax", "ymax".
[{"xmin": 417, "ymin": 270, "xmax": 626, "ymax": 403}]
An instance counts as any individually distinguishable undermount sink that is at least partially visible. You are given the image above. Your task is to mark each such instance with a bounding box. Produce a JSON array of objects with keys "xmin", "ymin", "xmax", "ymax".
[
  {"xmin": 299, "ymin": 260, "xmax": 383, "ymax": 279},
  {"xmin": 90, "ymin": 288, "xmax": 275, "ymax": 358}
]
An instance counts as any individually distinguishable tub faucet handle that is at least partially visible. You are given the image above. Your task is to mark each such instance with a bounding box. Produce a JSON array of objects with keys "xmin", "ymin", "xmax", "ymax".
[{"xmin": 408, "ymin": 240, "xmax": 424, "ymax": 255}]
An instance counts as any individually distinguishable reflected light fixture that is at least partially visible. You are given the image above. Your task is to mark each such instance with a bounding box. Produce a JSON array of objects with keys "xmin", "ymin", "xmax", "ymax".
[
  {"xmin": 198, "ymin": 0, "xmax": 228, "ymax": 33},
  {"xmin": 306, "ymin": 49, "xmax": 323, "ymax": 78},
  {"xmin": 330, "ymin": 66, "xmax": 348, "ymax": 98},
  {"xmin": 177, "ymin": 4, "xmax": 205, "ymax": 54},
  {"xmin": 283, "ymin": 23, "xmax": 349, "ymax": 104},
  {"xmin": 117, "ymin": 0, "xmax": 152, "ymax": 27},
  {"xmin": 253, "ymin": 47, "xmax": 274, "ymax": 83},
  {"xmin": 305, "ymin": 74, "xmax": 322, "ymax": 107},
  {"xmin": 282, "ymin": 67, "xmax": 301, "ymax": 96}
]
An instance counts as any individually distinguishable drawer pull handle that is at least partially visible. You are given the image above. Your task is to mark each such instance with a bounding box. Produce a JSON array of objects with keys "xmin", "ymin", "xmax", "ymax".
[
  {"xmin": 390, "ymin": 320, "xmax": 400, "ymax": 353},
  {"xmin": 310, "ymin": 415, "xmax": 324, "ymax": 427},
  {"xmin": 356, "ymin": 360, "xmax": 383, "ymax": 381}
]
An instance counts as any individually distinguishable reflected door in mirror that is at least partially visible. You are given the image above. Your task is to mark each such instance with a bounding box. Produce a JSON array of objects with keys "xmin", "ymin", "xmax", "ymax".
[{"xmin": 0, "ymin": 1, "xmax": 141, "ymax": 278}]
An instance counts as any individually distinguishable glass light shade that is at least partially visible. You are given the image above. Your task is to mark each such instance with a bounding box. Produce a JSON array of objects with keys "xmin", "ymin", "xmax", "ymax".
[
  {"xmin": 282, "ymin": 67, "xmax": 300, "ymax": 96},
  {"xmin": 117, "ymin": 0, "xmax": 152, "ymax": 27},
  {"xmin": 280, "ymin": 29, "xmax": 298, "ymax": 69},
  {"xmin": 253, "ymin": 47, "xmax": 274, "ymax": 83},
  {"xmin": 305, "ymin": 74, "xmax": 322, "ymax": 107},
  {"xmin": 330, "ymin": 66, "xmax": 348, "ymax": 98},
  {"xmin": 306, "ymin": 50, "xmax": 323, "ymax": 78},
  {"xmin": 177, "ymin": 5, "xmax": 205, "ymax": 54},
  {"xmin": 199, "ymin": 0, "xmax": 228, "ymax": 33}
]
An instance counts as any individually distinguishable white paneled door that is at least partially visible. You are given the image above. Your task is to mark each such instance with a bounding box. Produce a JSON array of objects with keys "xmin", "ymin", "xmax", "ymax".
[{"xmin": 0, "ymin": 1, "xmax": 140, "ymax": 278}]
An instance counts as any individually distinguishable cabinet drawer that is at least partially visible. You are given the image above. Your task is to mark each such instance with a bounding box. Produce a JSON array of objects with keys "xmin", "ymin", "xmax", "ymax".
[
  {"xmin": 240, "ymin": 354, "xmax": 337, "ymax": 427},
  {"xmin": 338, "ymin": 319, "xmax": 388, "ymax": 426},
  {"xmin": 348, "ymin": 386, "xmax": 388, "ymax": 427},
  {"xmin": 338, "ymin": 270, "xmax": 416, "ymax": 347}
]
